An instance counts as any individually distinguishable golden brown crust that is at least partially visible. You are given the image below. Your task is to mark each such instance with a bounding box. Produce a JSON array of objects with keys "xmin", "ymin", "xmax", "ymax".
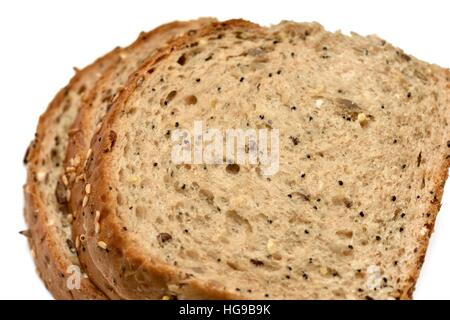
[
  {"xmin": 66, "ymin": 19, "xmax": 218, "ymax": 299},
  {"xmin": 400, "ymin": 68, "xmax": 450, "ymax": 299},
  {"xmin": 78, "ymin": 19, "xmax": 264, "ymax": 299},
  {"xmin": 23, "ymin": 49, "xmax": 121, "ymax": 299}
]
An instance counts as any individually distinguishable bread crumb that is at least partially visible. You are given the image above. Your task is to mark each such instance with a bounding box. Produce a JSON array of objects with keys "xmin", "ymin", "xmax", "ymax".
[{"xmin": 320, "ymin": 266, "xmax": 328, "ymax": 276}]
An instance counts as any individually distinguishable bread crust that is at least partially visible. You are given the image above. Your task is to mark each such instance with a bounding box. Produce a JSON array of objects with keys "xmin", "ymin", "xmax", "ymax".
[
  {"xmin": 77, "ymin": 20, "xmax": 266, "ymax": 299},
  {"xmin": 66, "ymin": 19, "xmax": 217, "ymax": 299},
  {"xmin": 399, "ymin": 68, "xmax": 450, "ymax": 299},
  {"xmin": 23, "ymin": 49, "xmax": 121, "ymax": 299}
]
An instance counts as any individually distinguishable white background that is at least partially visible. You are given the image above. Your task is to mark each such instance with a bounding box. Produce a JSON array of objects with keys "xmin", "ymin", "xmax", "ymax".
[{"xmin": 0, "ymin": 0, "xmax": 448, "ymax": 300}]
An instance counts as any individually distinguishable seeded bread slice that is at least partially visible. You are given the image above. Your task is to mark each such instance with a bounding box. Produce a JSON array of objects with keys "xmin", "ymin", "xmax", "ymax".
[
  {"xmin": 82, "ymin": 20, "xmax": 448, "ymax": 299},
  {"xmin": 65, "ymin": 18, "xmax": 216, "ymax": 299},
  {"xmin": 23, "ymin": 48, "xmax": 120, "ymax": 299}
]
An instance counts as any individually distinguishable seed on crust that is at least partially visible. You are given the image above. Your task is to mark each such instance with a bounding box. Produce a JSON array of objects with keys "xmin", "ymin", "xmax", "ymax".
[
  {"xmin": 75, "ymin": 173, "xmax": 86, "ymax": 183},
  {"xmin": 65, "ymin": 166, "xmax": 76, "ymax": 173},
  {"xmin": 97, "ymin": 241, "xmax": 108, "ymax": 250},
  {"xmin": 85, "ymin": 184, "xmax": 91, "ymax": 195},
  {"xmin": 86, "ymin": 148, "xmax": 92, "ymax": 160},
  {"xmin": 95, "ymin": 122, "xmax": 103, "ymax": 134},
  {"xmin": 61, "ymin": 174, "xmax": 69, "ymax": 186},
  {"xmin": 94, "ymin": 210, "xmax": 101, "ymax": 222},
  {"xmin": 82, "ymin": 195, "xmax": 88, "ymax": 208},
  {"xmin": 95, "ymin": 222, "xmax": 101, "ymax": 234}
]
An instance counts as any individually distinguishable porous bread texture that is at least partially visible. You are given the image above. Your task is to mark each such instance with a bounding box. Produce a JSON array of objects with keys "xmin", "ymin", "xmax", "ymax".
[
  {"xmin": 66, "ymin": 18, "xmax": 217, "ymax": 299},
  {"xmin": 23, "ymin": 48, "xmax": 121, "ymax": 299},
  {"xmin": 82, "ymin": 19, "xmax": 450, "ymax": 300}
]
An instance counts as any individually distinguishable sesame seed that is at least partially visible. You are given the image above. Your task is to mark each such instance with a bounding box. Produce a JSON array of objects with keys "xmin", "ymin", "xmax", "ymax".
[
  {"xmin": 66, "ymin": 189, "xmax": 71, "ymax": 202},
  {"xmin": 82, "ymin": 195, "xmax": 88, "ymax": 208},
  {"xmin": 85, "ymin": 184, "xmax": 91, "ymax": 195},
  {"xmin": 95, "ymin": 122, "xmax": 102, "ymax": 134},
  {"xmin": 95, "ymin": 222, "xmax": 100, "ymax": 234},
  {"xmin": 65, "ymin": 166, "xmax": 76, "ymax": 173},
  {"xmin": 61, "ymin": 175, "xmax": 69, "ymax": 186},
  {"xmin": 95, "ymin": 210, "xmax": 101, "ymax": 222},
  {"xmin": 97, "ymin": 241, "xmax": 108, "ymax": 250},
  {"xmin": 75, "ymin": 173, "xmax": 86, "ymax": 183}
]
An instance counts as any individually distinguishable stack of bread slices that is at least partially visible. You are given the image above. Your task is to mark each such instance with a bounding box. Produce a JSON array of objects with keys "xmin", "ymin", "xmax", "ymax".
[{"xmin": 23, "ymin": 18, "xmax": 449, "ymax": 300}]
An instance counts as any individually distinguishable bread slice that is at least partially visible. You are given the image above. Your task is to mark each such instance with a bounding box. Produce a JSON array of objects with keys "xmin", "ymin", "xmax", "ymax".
[
  {"xmin": 66, "ymin": 18, "xmax": 216, "ymax": 299},
  {"xmin": 80, "ymin": 19, "xmax": 449, "ymax": 299},
  {"xmin": 23, "ymin": 48, "xmax": 120, "ymax": 299}
]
